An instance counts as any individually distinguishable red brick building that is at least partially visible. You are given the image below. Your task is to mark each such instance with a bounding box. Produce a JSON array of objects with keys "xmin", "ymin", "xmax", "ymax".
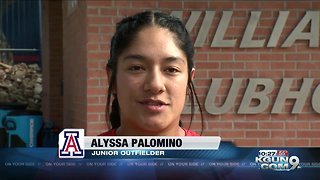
[{"xmin": 42, "ymin": 0, "xmax": 320, "ymax": 147}]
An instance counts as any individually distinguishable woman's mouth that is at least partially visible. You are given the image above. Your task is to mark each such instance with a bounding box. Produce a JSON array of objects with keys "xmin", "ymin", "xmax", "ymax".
[{"xmin": 139, "ymin": 99, "xmax": 169, "ymax": 112}]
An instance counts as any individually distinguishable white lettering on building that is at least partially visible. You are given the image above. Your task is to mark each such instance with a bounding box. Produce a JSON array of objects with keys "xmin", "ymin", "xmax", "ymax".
[
  {"xmin": 203, "ymin": 78, "xmax": 319, "ymax": 114},
  {"xmin": 171, "ymin": 11, "xmax": 320, "ymax": 48}
]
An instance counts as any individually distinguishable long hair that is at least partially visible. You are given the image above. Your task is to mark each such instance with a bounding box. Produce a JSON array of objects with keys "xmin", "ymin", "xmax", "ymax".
[{"xmin": 106, "ymin": 11, "xmax": 203, "ymax": 134}]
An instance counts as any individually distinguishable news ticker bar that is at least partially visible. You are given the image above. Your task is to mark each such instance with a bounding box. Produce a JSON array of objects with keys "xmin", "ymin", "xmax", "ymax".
[
  {"xmin": 84, "ymin": 136, "xmax": 221, "ymax": 150},
  {"xmin": 4, "ymin": 144, "xmax": 320, "ymax": 178}
]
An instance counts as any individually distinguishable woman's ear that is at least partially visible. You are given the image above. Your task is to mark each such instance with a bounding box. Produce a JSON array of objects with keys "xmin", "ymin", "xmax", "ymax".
[
  {"xmin": 190, "ymin": 68, "xmax": 195, "ymax": 81},
  {"xmin": 107, "ymin": 67, "xmax": 112, "ymax": 84},
  {"xmin": 107, "ymin": 68, "xmax": 116, "ymax": 94}
]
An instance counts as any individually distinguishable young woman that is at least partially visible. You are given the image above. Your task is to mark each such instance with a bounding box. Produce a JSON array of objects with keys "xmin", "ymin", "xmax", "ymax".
[{"xmin": 100, "ymin": 11, "xmax": 203, "ymax": 136}]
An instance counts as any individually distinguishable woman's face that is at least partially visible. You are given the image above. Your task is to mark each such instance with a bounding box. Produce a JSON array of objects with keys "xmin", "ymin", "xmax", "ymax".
[{"xmin": 114, "ymin": 26, "xmax": 193, "ymax": 135}]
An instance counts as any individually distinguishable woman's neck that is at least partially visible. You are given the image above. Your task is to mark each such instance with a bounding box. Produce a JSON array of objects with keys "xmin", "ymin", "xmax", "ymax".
[{"xmin": 116, "ymin": 126, "xmax": 185, "ymax": 136}]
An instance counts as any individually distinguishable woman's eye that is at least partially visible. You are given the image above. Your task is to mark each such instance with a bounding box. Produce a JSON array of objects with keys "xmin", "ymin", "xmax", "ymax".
[
  {"xmin": 128, "ymin": 65, "xmax": 144, "ymax": 71},
  {"xmin": 165, "ymin": 67, "xmax": 180, "ymax": 74}
]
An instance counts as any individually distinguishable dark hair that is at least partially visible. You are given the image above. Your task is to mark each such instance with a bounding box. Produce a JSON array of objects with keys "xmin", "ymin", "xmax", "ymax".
[{"xmin": 106, "ymin": 11, "xmax": 203, "ymax": 134}]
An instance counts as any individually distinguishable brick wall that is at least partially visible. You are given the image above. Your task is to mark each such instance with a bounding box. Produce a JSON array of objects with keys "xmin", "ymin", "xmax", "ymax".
[
  {"xmin": 42, "ymin": 1, "xmax": 63, "ymax": 128},
  {"xmin": 62, "ymin": 1, "xmax": 87, "ymax": 129},
  {"xmin": 79, "ymin": 0, "xmax": 320, "ymax": 147}
]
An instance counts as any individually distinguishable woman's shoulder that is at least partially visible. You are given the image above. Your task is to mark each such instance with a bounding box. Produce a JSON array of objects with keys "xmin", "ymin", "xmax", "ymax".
[
  {"xmin": 99, "ymin": 129, "xmax": 116, "ymax": 136},
  {"xmin": 183, "ymin": 128, "xmax": 200, "ymax": 136}
]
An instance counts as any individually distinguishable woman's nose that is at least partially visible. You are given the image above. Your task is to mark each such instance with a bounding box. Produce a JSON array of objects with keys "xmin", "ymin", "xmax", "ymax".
[{"xmin": 143, "ymin": 69, "xmax": 166, "ymax": 94}]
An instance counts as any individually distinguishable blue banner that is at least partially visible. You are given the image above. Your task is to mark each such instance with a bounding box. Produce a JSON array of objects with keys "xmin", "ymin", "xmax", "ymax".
[{"xmin": 1, "ymin": 142, "xmax": 320, "ymax": 179}]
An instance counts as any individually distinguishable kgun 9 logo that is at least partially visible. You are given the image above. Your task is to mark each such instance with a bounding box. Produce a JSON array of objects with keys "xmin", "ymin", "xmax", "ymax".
[{"xmin": 255, "ymin": 150, "xmax": 300, "ymax": 171}]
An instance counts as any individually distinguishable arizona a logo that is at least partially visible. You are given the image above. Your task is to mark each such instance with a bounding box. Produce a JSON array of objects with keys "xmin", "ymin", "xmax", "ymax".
[{"xmin": 58, "ymin": 129, "xmax": 84, "ymax": 158}]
